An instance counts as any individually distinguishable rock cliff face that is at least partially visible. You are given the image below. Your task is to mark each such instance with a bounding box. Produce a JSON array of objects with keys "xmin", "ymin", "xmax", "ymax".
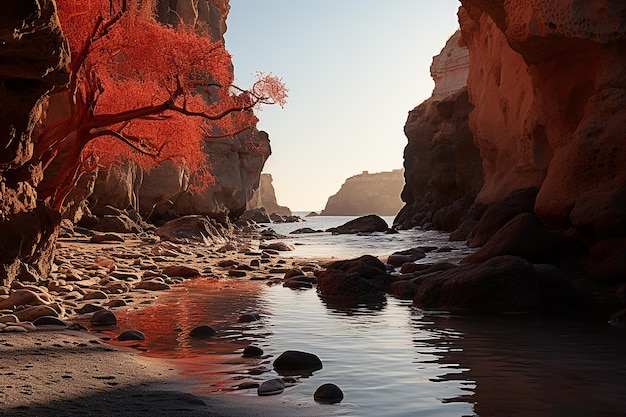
[
  {"xmin": 247, "ymin": 173, "xmax": 292, "ymax": 216},
  {"xmin": 321, "ymin": 170, "xmax": 405, "ymax": 216},
  {"xmin": 0, "ymin": 0, "xmax": 69, "ymax": 286},
  {"xmin": 394, "ymin": 32, "xmax": 484, "ymax": 231},
  {"xmin": 79, "ymin": 0, "xmax": 270, "ymax": 222},
  {"xmin": 458, "ymin": 0, "xmax": 626, "ymax": 283}
]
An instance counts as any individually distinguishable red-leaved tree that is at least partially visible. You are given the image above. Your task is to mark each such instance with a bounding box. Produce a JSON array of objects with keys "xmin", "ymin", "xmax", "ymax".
[{"xmin": 37, "ymin": 0, "xmax": 287, "ymax": 210}]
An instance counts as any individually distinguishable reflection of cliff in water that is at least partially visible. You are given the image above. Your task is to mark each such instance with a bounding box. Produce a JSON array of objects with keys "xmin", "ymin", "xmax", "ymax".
[
  {"xmin": 411, "ymin": 313, "xmax": 626, "ymax": 417},
  {"xmin": 101, "ymin": 278, "xmax": 272, "ymax": 393}
]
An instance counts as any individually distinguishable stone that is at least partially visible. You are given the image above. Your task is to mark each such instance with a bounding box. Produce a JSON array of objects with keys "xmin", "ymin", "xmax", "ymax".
[
  {"xmin": 320, "ymin": 170, "xmax": 405, "ymax": 216},
  {"xmin": 161, "ymin": 265, "xmax": 201, "ymax": 278},
  {"xmin": 90, "ymin": 309, "xmax": 117, "ymax": 326},
  {"xmin": 134, "ymin": 280, "xmax": 171, "ymax": 291},
  {"xmin": 413, "ymin": 255, "xmax": 576, "ymax": 313},
  {"xmin": 464, "ymin": 213, "xmax": 571, "ymax": 264},
  {"xmin": 156, "ymin": 215, "xmax": 230, "ymax": 244},
  {"xmin": 90, "ymin": 233, "xmax": 125, "ymax": 244},
  {"xmin": 189, "ymin": 325, "xmax": 217, "ymax": 339},
  {"xmin": 15, "ymin": 305, "xmax": 59, "ymax": 322},
  {"xmin": 259, "ymin": 242, "xmax": 294, "ymax": 252},
  {"xmin": 326, "ymin": 215, "xmax": 389, "ymax": 234},
  {"xmin": 75, "ymin": 303, "xmax": 105, "ymax": 314},
  {"xmin": 257, "ymin": 378, "xmax": 285, "ymax": 396},
  {"xmin": 240, "ymin": 208, "xmax": 272, "ymax": 224},
  {"xmin": 283, "ymin": 279, "xmax": 313, "ymax": 289},
  {"xmin": 228, "ymin": 269, "xmax": 247, "ymax": 278},
  {"xmin": 82, "ymin": 290, "xmax": 109, "ymax": 301},
  {"xmin": 94, "ymin": 214, "xmax": 142, "ymax": 234},
  {"xmin": 33, "ymin": 316, "xmax": 68, "ymax": 327},
  {"xmin": 273, "ymin": 350, "xmax": 323, "ymax": 375},
  {"xmin": 468, "ymin": 187, "xmax": 539, "ymax": 248},
  {"xmin": 387, "ymin": 248, "xmax": 426, "ymax": 267},
  {"xmin": 290, "ymin": 227, "xmax": 320, "ymax": 234},
  {"xmin": 316, "ymin": 255, "xmax": 394, "ymax": 299},
  {"xmin": 314, "ymin": 383, "xmax": 344, "ymax": 404},
  {"xmin": 237, "ymin": 312, "xmax": 261, "ymax": 323},
  {"xmin": 117, "ymin": 329, "xmax": 146, "ymax": 341},
  {"xmin": 388, "ymin": 280, "xmax": 418, "ymax": 300},
  {"xmin": 243, "ymin": 345, "xmax": 264, "ymax": 358},
  {"xmin": 0, "ymin": 289, "xmax": 50, "ymax": 310}
]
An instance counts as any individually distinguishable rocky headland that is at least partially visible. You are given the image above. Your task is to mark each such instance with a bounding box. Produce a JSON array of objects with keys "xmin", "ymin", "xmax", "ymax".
[
  {"xmin": 320, "ymin": 169, "xmax": 405, "ymax": 216},
  {"xmin": 394, "ymin": 0, "xmax": 626, "ymax": 317},
  {"xmin": 247, "ymin": 173, "xmax": 292, "ymax": 217}
]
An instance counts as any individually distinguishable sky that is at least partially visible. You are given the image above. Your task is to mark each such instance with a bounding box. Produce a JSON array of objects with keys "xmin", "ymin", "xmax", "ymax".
[{"xmin": 224, "ymin": 1, "xmax": 461, "ymax": 211}]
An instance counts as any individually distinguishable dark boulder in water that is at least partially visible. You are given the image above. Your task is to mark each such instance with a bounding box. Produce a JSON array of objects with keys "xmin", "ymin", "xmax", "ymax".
[
  {"xmin": 326, "ymin": 214, "xmax": 389, "ymax": 234},
  {"xmin": 273, "ymin": 350, "xmax": 323, "ymax": 375},
  {"xmin": 117, "ymin": 329, "xmax": 146, "ymax": 341},
  {"xmin": 314, "ymin": 383, "xmax": 344, "ymax": 404},
  {"xmin": 317, "ymin": 255, "xmax": 394, "ymax": 299},
  {"xmin": 189, "ymin": 325, "xmax": 217, "ymax": 339}
]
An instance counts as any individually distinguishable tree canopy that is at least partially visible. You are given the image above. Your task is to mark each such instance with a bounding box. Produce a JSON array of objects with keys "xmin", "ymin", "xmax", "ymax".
[{"xmin": 37, "ymin": 0, "xmax": 287, "ymax": 209}]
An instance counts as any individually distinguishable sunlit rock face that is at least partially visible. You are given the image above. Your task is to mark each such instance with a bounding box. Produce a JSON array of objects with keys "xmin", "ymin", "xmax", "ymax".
[
  {"xmin": 394, "ymin": 32, "xmax": 484, "ymax": 231},
  {"xmin": 248, "ymin": 173, "xmax": 292, "ymax": 217},
  {"xmin": 0, "ymin": 0, "xmax": 69, "ymax": 286},
  {"xmin": 83, "ymin": 0, "xmax": 271, "ymax": 221},
  {"xmin": 458, "ymin": 0, "xmax": 626, "ymax": 283},
  {"xmin": 321, "ymin": 170, "xmax": 405, "ymax": 217}
]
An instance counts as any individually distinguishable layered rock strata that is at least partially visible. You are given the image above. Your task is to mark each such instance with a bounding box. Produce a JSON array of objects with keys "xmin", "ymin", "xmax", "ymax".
[
  {"xmin": 0, "ymin": 1, "xmax": 69, "ymax": 287},
  {"xmin": 321, "ymin": 169, "xmax": 405, "ymax": 216}
]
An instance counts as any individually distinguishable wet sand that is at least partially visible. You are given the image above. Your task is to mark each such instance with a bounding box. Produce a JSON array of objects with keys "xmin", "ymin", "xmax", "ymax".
[{"xmin": 0, "ymin": 232, "xmax": 344, "ymax": 417}]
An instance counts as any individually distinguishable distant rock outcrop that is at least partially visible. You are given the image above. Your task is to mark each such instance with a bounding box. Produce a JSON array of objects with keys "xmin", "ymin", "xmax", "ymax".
[
  {"xmin": 320, "ymin": 170, "xmax": 404, "ymax": 216},
  {"xmin": 247, "ymin": 173, "xmax": 292, "ymax": 216},
  {"xmin": 394, "ymin": 32, "xmax": 483, "ymax": 231}
]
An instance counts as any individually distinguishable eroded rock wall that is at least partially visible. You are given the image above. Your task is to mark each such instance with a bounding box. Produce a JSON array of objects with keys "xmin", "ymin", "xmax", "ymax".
[
  {"xmin": 0, "ymin": 0, "xmax": 69, "ymax": 287},
  {"xmin": 394, "ymin": 31, "xmax": 484, "ymax": 231},
  {"xmin": 459, "ymin": 0, "xmax": 626, "ymax": 283}
]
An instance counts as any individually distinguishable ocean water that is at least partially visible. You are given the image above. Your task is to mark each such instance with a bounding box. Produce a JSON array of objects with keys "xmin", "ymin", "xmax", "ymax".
[
  {"xmin": 104, "ymin": 215, "xmax": 626, "ymax": 417},
  {"xmin": 259, "ymin": 214, "xmax": 474, "ymax": 262}
]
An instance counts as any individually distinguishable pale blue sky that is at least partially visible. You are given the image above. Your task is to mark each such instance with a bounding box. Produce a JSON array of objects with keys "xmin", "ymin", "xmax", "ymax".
[{"xmin": 225, "ymin": 1, "xmax": 461, "ymax": 211}]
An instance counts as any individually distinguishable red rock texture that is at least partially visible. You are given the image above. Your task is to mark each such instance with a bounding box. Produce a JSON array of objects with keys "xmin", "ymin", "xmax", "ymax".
[
  {"xmin": 458, "ymin": 0, "xmax": 626, "ymax": 284},
  {"xmin": 459, "ymin": 0, "xmax": 626, "ymax": 230},
  {"xmin": 0, "ymin": 1, "xmax": 69, "ymax": 287}
]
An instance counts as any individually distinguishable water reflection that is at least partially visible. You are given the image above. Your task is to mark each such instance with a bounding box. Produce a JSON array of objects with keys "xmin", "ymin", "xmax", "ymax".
[
  {"xmin": 413, "ymin": 313, "xmax": 626, "ymax": 417},
  {"xmin": 318, "ymin": 295, "xmax": 387, "ymax": 316},
  {"xmin": 90, "ymin": 277, "xmax": 626, "ymax": 417}
]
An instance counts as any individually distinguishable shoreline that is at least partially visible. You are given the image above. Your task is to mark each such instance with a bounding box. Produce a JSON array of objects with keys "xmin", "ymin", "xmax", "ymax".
[{"xmin": 0, "ymin": 231, "xmax": 346, "ymax": 416}]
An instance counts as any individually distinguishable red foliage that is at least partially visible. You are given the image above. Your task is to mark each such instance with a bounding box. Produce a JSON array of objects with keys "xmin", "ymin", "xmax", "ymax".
[{"xmin": 37, "ymin": 0, "xmax": 287, "ymax": 209}]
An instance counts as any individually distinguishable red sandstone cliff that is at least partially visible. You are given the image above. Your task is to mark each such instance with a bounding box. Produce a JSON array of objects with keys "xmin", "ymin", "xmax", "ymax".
[
  {"xmin": 0, "ymin": 0, "xmax": 69, "ymax": 286},
  {"xmin": 458, "ymin": 0, "xmax": 626, "ymax": 283}
]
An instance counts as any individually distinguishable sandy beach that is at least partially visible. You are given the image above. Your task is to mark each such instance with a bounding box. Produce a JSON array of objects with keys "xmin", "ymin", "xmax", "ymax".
[
  {"xmin": 0, "ymin": 328, "xmax": 344, "ymax": 417},
  {"xmin": 0, "ymin": 231, "xmax": 345, "ymax": 417}
]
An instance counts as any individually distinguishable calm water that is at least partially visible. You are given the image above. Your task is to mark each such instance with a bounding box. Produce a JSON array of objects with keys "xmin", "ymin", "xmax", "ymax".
[
  {"xmin": 260, "ymin": 214, "xmax": 474, "ymax": 261},
  {"xmin": 100, "ymin": 217, "xmax": 626, "ymax": 416}
]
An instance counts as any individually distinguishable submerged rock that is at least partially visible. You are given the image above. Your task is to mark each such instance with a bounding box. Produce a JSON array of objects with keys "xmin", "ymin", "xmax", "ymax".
[
  {"xmin": 189, "ymin": 325, "xmax": 217, "ymax": 339},
  {"xmin": 314, "ymin": 383, "xmax": 344, "ymax": 404},
  {"xmin": 117, "ymin": 329, "xmax": 146, "ymax": 341}
]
